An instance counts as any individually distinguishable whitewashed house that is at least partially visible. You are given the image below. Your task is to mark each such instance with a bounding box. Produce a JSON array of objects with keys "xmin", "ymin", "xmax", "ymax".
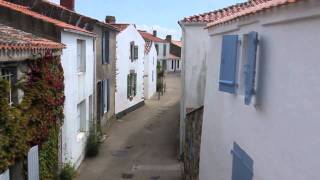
[
  {"xmin": 178, "ymin": 15, "xmax": 209, "ymax": 156},
  {"xmin": 186, "ymin": 0, "xmax": 320, "ymax": 180},
  {"xmin": 0, "ymin": 0, "xmax": 96, "ymax": 168},
  {"xmin": 108, "ymin": 21, "xmax": 145, "ymax": 118},
  {"xmin": 151, "ymin": 31, "xmax": 171, "ymax": 71},
  {"xmin": 139, "ymin": 31, "xmax": 158, "ymax": 99},
  {"xmin": 143, "ymin": 41, "xmax": 157, "ymax": 99}
]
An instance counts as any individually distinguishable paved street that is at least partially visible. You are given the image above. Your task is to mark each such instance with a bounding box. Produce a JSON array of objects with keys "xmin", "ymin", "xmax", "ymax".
[{"xmin": 77, "ymin": 73, "xmax": 182, "ymax": 180}]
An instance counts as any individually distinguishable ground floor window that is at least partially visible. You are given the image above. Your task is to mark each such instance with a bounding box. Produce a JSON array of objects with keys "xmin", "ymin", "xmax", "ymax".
[
  {"xmin": 172, "ymin": 60, "xmax": 174, "ymax": 69},
  {"xmin": 127, "ymin": 73, "xmax": 137, "ymax": 100},
  {"xmin": 77, "ymin": 100, "xmax": 86, "ymax": 132},
  {"xmin": 0, "ymin": 67, "xmax": 17, "ymax": 105},
  {"xmin": 177, "ymin": 60, "xmax": 180, "ymax": 69}
]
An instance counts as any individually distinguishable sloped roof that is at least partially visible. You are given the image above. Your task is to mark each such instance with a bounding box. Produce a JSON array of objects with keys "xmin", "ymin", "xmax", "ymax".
[
  {"xmin": 0, "ymin": 23, "xmax": 64, "ymax": 50},
  {"xmin": 110, "ymin": 24, "xmax": 130, "ymax": 32},
  {"xmin": 0, "ymin": 0, "xmax": 95, "ymax": 35},
  {"xmin": 139, "ymin": 31, "xmax": 168, "ymax": 43},
  {"xmin": 181, "ymin": 0, "xmax": 300, "ymax": 28},
  {"xmin": 171, "ymin": 40, "xmax": 182, "ymax": 47}
]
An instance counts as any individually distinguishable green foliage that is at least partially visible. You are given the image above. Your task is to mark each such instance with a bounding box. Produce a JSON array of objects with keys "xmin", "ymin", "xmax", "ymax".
[
  {"xmin": 59, "ymin": 163, "xmax": 76, "ymax": 180},
  {"xmin": 0, "ymin": 53, "xmax": 65, "ymax": 177},
  {"xmin": 86, "ymin": 127, "xmax": 100, "ymax": 158},
  {"xmin": 39, "ymin": 127, "xmax": 59, "ymax": 180}
]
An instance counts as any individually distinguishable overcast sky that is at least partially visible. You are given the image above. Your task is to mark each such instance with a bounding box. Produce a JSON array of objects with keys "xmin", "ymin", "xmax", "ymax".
[{"xmin": 52, "ymin": 0, "xmax": 246, "ymax": 40}]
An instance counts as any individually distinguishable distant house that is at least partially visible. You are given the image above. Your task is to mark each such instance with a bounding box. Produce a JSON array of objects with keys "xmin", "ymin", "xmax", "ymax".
[
  {"xmin": 139, "ymin": 31, "xmax": 158, "ymax": 99},
  {"xmin": 183, "ymin": 0, "xmax": 320, "ymax": 180},
  {"xmin": 178, "ymin": 12, "xmax": 209, "ymax": 157},
  {"xmin": 0, "ymin": 23, "xmax": 64, "ymax": 180},
  {"xmin": 107, "ymin": 18, "xmax": 145, "ymax": 118},
  {"xmin": 0, "ymin": 0, "xmax": 96, "ymax": 168},
  {"xmin": 164, "ymin": 35, "xmax": 182, "ymax": 72},
  {"xmin": 150, "ymin": 30, "xmax": 171, "ymax": 71}
]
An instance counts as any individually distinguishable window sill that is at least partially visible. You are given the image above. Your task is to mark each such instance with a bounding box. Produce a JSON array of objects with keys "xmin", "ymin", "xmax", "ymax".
[{"xmin": 76, "ymin": 132, "xmax": 86, "ymax": 142}]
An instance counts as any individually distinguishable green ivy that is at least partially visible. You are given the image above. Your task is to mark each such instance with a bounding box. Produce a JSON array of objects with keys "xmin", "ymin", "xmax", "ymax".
[{"xmin": 0, "ymin": 53, "xmax": 65, "ymax": 178}]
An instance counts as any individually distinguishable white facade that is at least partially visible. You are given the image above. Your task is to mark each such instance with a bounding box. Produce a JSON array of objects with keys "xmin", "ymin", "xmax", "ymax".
[
  {"xmin": 143, "ymin": 43, "xmax": 157, "ymax": 99},
  {"xmin": 154, "ymin": 41, "xmax": 170, "ymax": 70},
  {"xmin": 179, "ymin": 23, "xmax": 209, "ymax": 156},
  {"xmin": 115, "ymin": 25, "xmax": 145, "ymax": 115},
  {"xmin": 60, "ymin": 31, "xmax": 94, "ymax": 168},
  {"xmin": 165, "ymin": 59, "xmax": 181, "ymax": 72},
  {"xmin": 200, "ymin": 1, "xmax": 320, "ymax": 180}
]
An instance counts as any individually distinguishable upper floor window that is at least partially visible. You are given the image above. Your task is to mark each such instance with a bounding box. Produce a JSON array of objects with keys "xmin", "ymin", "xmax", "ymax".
[
  {"xmin": 155, "ymin": 44, "xmax": 159, "ymax": 55},
  {"xmin": 77, "ymin": 39, "xmax": 86, "ymax": 72},
  {"xmin": 130, "ymin": 41, "xmax": 139, "ymax": 61},
  {"xmin": 163, "ymin": 44, "xmax": 167, "ymax": 56},
  {"xmin": 102, "ymin": 31, "xmax": 110, "ymax": 64}
]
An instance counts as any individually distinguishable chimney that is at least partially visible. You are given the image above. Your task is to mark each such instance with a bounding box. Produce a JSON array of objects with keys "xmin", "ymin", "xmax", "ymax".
[
  {"xmin": 153, "ymin": 30, "xmax": 157, "ymax": 37},
  {"xmin": 60, "ymin": 0, "xmax": 75, "ymax": 11},
  {"xmin": 166, "ymin": 35, "xmax": 172, "ymax": 42},
  {"xmin": 105, "ymin": 16, "xmax": 116, "ymax": 24}
]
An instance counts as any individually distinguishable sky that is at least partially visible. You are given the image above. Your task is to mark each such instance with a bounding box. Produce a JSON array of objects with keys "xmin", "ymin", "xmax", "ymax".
[{"xmin": 52, "ymin": 0, "xmax": 246, "ymax": 40}]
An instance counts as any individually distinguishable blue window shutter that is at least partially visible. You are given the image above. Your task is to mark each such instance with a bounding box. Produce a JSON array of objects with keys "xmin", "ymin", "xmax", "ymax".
[
  {"xmin": 219, "ymin": 35, "xmax": 239, "ymax": 94},
  {"xmin": 231, "ymin": 142, "xmax": 253, "ymax": 180},
  {"xmin": 244, "ymin": 32, "xmax": 258, "ymax": 105}
]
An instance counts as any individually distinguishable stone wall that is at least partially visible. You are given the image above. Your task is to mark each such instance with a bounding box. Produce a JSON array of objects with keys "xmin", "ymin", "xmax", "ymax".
[{"xmin": 184, "ymin": 106, "xmax": 203, "ymax": 180}]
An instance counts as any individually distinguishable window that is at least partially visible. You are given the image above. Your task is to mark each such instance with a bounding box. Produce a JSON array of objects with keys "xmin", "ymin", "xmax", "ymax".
[
  {"xmin": 177, "ymin": 60, "xmax": 180, "ymax": 69},
  {"xmin": 101, "ymin": 79, "xmax": 110, "ymax": 113},
  {"xmin": 130, "ymin": 42, "xmax": 138, "ymax": 61},
  {"xmin": 231, "ymin": 142, "xmax": 253, "ymax": 180},
  {"xmin": 152, "ymin": 71, "xmax": 154, "ymax": 82},
  {"xmin": 163, "ymin": 44, "xmax": 167, "ymax": 56},
  {"xmin": 127, "ymin": 73, "xmax": 137, "ymax": 100},
  {"xmin": 0, "ymin": 67, "xmax": 17, "ymax": 105},
  {"xmin": 102, "ymin": 31, "xmax": 110, "ymax": 64},
  {"xmin": 172, "ymin": 60, "xmax": 174, "ymax": 70},
  {"xmin": 77, "ymin": 39, "xmax": 86, "ymax": 72},
  {"xmin": 89, "ymin": 95, "xmax": 93, "ymax": 123},
  {"xmin": 155, "ymin": 44, "xmax": 159, "ymax": 55},
  {"xmin": 219, "ymin": 35, "xmax": 239, "ymax": 94},
  {"xmin": 77, "ymin": 100, "xmax": 86, "ymax": 132}
]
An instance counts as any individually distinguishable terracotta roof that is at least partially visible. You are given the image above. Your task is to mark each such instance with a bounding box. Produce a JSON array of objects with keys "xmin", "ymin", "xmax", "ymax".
[
  {"xmin": 171, "ymin": 40, "xmax": 182, "ymax": 47},
  {"xmin": 38, "ymin": 0, "xmax": 120, "ymax": 32},
  {"xmin": 0, "ymin": 0, "xmax": 94, "ymax": 35},
  {"xmin": 110, "ymin": 24, "xmax": 130, "ymax": 32},
  {"xmin": 181, "ymin": 0, "xmax": 300, "ymax": 27},
  {"xmin": 144, "ymin": 41, "xmax": 152, "ymax": 54},
  {"xmin": 139, "ymin": 31, "xmax": 168, "ymax": 43},
  {"xmin": 0, "ymin": 23, "xmax": 65, "ymax": 50}
]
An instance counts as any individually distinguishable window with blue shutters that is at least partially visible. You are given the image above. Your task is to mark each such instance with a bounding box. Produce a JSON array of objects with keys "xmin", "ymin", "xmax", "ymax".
[
  {"xmin": 231, "ymin": 142, "xmax": 253, "ymax": 180},
  {"xmin": 244, "ymin": 32, "xmax": 258, "ymax": 105},
  {"xmin": 219, "ymin": 35, "xmax": 239, "ymax": 94}
]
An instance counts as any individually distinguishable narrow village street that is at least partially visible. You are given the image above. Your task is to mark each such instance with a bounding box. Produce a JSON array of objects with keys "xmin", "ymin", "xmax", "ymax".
[{"xmin": 77, "ymin": 73, "xmax": 182, "ymax": 180}]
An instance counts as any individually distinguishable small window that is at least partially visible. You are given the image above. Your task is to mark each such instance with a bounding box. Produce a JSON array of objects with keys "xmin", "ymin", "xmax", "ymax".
[
  {"xmin": 101, "ymin": 79, "xmax": 110, "ymax": 113},
  {"xmin": 102, "ymin": 31, "xmax": 110, "ymax": 64},
  {"xmin": 77, "ymin": 39, "xmax": 86, "ymax": 72},
  {"xmin": 231, "ymin": 142, "xmax": 253, "ymax": 180},
  {"xmin": 171, "ymin": 60, "xmax": 174, "ymax": 69},
  {"xmin": 134, "ymin": 45, "xmax": 139, "ymax": 59},
  {"xmin": 127, "ymin": 73, "xmax": 137, "ymax": 100},
  {"xmin": 177, "ymin": 60, "xmax": 180, "ymax": 69},
  {"xmin": 155, "ymin": 44, "xmax": 159, "ymax": 55},
  {"xmin": 163, "ymin": 44, "xmax": 167, "ymax": 56},
  {"xmin": 0, "ymin": 67, "xmax": 17, "ymax": 105},
  {"xmin": 130, "ymin": 41, "xmax": 135, "ymax": 61},
  {"xmin": 77, "ymin": 100, "xmax": 86, "ymax": 132}
]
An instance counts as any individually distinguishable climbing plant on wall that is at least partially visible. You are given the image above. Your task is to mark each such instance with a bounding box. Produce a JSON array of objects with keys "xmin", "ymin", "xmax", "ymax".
[{"xmin": 0, "ymin": 52, "xmax": 65, "ymax": 178}]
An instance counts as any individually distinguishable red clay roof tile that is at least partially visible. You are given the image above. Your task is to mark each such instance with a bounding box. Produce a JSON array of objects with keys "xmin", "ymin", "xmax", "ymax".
[
  {"xmin": 0, "ymin": 23, "xmax": 65, "ymax": 50},
  {"xmin": 181, "ymin": 0, "xmax": 301, "ymax": 27},
  {"xmin": 0, "ymin": 0, "xmax": 95, "ymax": 35},
  {"xmin": 139, "ymin": 31, "xmax": 168, "ymax": 43}
]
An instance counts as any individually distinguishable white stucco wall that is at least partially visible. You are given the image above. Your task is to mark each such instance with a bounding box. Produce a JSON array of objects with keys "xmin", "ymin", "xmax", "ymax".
[
  {"xmin": 155, "ymin": 42, "xmax": 170, "ymax": 60},
  {"xmin": 144, "ymin": 43, "xmax": 157, "ymax": 99},
  {"xmin": 60, "ymin": 31, "xmax": 94, "ymax": 168},
  {"xmin": 0, "ymin": 169, "xmax": 9, "ymax": 180},
  {"xmin": 115, "ymin": 25, "xmax": 145, "ymax": 114},
  {"xmin": 200, "ymin": 1, "xmax": 320, "ymax": 180},
  {"xmin": 179, "ymin": 23, "xmax": 209, "ymax": 156}
]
